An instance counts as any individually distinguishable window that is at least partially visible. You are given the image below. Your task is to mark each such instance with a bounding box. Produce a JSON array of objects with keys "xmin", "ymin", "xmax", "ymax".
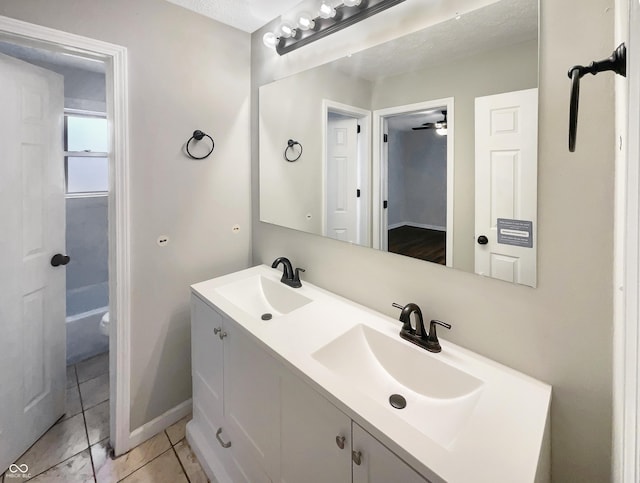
[{"xmin": 64, "ymin": 111, "xmax": 109, "ymax": 194}]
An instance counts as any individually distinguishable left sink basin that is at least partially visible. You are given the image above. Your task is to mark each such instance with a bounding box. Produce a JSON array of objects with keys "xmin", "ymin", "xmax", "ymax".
[{"xmin": 215, "ymin": 275, "xmax": 312, "ymax": 318}]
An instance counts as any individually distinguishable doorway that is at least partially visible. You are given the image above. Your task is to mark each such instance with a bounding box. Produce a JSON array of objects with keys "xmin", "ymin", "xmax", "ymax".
[
  {"xmin": 0, "ymin": 15, "xmax": 131, "ymax": 471},
  {"xmin": 322, "ymin": 100, "xmax": 372, "ymax": 247},
  {"xmin": 373, "ymin": 98, "xmax": 454, "ymax": 267}
]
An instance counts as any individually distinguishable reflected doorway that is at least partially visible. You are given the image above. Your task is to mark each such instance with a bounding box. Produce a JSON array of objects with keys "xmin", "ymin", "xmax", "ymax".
[{"xmin": 374, "ymin": 99, "xmax": 454, "ymax": 267}]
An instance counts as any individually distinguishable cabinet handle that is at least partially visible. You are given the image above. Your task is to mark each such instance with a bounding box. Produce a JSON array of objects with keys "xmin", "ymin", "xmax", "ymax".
[
  {"xmin": 336, "ymin": 435, "xmax": 346, "ymax": 450},
  {"xmin": 216, "ymin": 428, "xmax": 232, "ymax": 448},
  {"xmin": 214, "ymin": 327, "xmax": 222, "ymax": 335},
  {"xmin": 352, "ymin": 450, "xmax": 362, "ymax": 466},
  {"xmin": 218, "ymin": 331, "xmax": 227, "ymax": 340}
]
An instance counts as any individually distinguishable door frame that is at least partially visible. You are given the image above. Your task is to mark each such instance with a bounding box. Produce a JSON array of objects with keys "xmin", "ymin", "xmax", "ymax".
[
  {"xmin": 614, "ymin": 0, "xmax": 640, "ymax": 480},
  {"xmin": 0, "ymin": 16, "xmax": 132, "ymax": 456},
  {"xmin": 322, "ymin": 99, "xmax": 372, "ymax": 247},
  {"xmin": 372, "ymin": 98, "xmax": 455, "ymax": 267}
]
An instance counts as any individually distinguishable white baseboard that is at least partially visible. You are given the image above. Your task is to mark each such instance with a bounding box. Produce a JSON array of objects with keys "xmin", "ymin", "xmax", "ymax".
[
  {"xmin": 128, "ymin": 398, "xmax": 192, "ymax": 449},
  {"xmin": 388, "ymin": 221, "xmax": 446, "ymax": 232}
]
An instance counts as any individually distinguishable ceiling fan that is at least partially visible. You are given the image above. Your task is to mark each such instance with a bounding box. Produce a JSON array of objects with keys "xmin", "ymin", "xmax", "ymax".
[{"xmin": 412, "ymin": 110, "xmax": 447, "ymax": 134}]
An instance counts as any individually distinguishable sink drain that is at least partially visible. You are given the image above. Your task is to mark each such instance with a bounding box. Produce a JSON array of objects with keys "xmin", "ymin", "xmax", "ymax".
[
  {"xmin": 261, "ymin": 313, "xmax": 273, "ymax": 321},
  {"xmin": 389, "ymin": 394, "xmax": 407, "ymax": 410}
]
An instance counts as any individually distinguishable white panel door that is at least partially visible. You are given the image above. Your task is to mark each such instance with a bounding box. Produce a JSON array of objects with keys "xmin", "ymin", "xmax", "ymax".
[
  {"xmin": 0, "ymin": 53, "xmax": 65, "ymax": 472},
  {"xmin": 474, "ymin": 88, "xmax": 538, "ymax": 287},
  {"xmin": 352, "ymin": 423, "xmax": 430, "ymax": 483},
  {"xmin": 326, "ymin": 116, "xmax": 359, "ymax": 243}
]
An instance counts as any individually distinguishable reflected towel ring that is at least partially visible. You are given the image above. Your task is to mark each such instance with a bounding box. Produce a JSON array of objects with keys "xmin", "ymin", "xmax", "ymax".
[
  {"xmin": 284, "ymin": 139, "xmax": 303, "ymax": 162},
  {"xmin": 186, "ymin": 130, "xmax": 215, "ymax": 159}
]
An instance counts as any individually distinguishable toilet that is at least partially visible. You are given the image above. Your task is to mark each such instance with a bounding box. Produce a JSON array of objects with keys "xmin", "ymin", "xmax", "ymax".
[{"xmin": 100, "ymin": 312, "xmax": 110, "ymax": 337}]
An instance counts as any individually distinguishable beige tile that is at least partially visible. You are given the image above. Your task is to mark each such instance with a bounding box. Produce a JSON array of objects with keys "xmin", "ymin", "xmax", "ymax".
[
  {"xmin": 165, "ymin": 414, "xmax": 191, "ymax": 445},
  {"xmin": 174, "ymin": 440, "xmax": 211, "ymax": 483},
  {"xmin": 76, "ymin": 352, "xmax": 109, "ymax": 384},
  {"xmin": 27, "ymin": 449, "xmax": 94, "ymax": 483},
  {"xmin": 79, "ymin": 373, "xmax": 109, "ymax": 410},
  {"xmin": 13, "ymin": 413, "xmax": 88, "ymax": 478},
  {"xmin": 85, "ymin": 401, "xmax": 110, "ymax": 445},
  {"xmin": 91, "ymin": 431, "xmax": 171, "ymax": 483},
  {"xmin": 67, "ymin": 365, "xmax": 78, "ymax": 388},
  {"xmin": 121, "ymin": 449, "xmax": 187, "ymax": 483},
  {"xmin": 63, "ymin": 384, "xmax": 83, "ymax": 421}
]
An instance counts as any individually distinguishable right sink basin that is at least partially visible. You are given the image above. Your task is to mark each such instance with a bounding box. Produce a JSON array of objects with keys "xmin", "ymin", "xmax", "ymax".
[{"xmin": 312, "ymin": 324, "xmax": 485, "ymax": 448}]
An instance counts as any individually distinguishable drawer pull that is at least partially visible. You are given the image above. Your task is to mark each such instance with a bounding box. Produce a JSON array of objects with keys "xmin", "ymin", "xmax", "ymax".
[
  {"xmin": 216, "ymin": 428, "xmax": 232, "ymax": 448},
  {"xmin": 214, "ymin": 327, "xmax": 222, "ymax": 335},
  {"xmin": 352, "ymin": 450, "xmax": 362, "ymax": 466},
  {"xmin": 219, "ymin": 331, "xmax": 227, "ymax": 340},
  {"xmin": 336, "ymin": 435, "xmax": 346, "ymax": 449}
]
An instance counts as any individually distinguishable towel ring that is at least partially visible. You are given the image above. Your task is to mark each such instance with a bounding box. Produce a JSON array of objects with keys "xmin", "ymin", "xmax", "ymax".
[
  {"xmin": 186, "ymin": 130, "xmax": 215, "ymax": 159},
  {"xmin": 284, "ymin": 139, "xmax": 302, "ymax": 162}
]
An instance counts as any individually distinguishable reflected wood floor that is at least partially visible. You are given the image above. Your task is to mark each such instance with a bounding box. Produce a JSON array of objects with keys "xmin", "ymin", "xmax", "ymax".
[{"xmin": 388, "ymin": 226, "xmax": 446, "ymax": 265}]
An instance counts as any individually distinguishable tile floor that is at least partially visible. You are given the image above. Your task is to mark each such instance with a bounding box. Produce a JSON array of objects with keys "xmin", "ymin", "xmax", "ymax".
[{"xmin": 2, "ymin": 353, "xmax": 209, "ymax": 483}]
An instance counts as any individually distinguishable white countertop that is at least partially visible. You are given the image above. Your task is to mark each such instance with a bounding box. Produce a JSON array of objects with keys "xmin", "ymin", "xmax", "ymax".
[{"xmin": 191, "ymin": 264, "xmax": 551, "ymax": 483}]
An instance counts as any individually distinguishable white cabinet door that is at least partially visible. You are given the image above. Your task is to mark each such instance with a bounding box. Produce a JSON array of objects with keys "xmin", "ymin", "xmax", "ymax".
[
  {"xmin": 352, "ymin": 423, "xmax": 429, "ymax": 483},
  {"xmin": 190, "ymin": 295, "xmax": 224, "ymax": 428},
  {"xmin": 0, "ymin": 52, "xmax": 65, "ymax": 473},
  {"xmin": 280, "ymin": 371, "xmax": 351, "ymax": 483},
  {"xmin": 224, "ymin": 317, "xmax": 280, "ymax": 482}
]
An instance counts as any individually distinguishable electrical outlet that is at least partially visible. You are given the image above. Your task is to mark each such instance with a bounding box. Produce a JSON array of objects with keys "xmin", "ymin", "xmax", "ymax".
[
  {"xmin": 232, "ymin": 224, "xmax": 240, "ymax": 234},
  {"xmin": 157, "ymin": 235, "xmax": 169, "ymax": 247}
]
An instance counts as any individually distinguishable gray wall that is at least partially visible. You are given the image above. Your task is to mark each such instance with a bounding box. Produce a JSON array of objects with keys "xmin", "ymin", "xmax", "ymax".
[
  {"xmin": 66, "ymin": 197, "xmax": 109, "ymax": 292},
  {"xmin": 0, "ymin": 0, "xmax": 252, "ymax": 430},
  {"xmin": 66, "ymin": 196, "xmax": 109, "ymax": 316},
  {"xmin": 260, "ymin": 63, "xmax": 372, "ymax": 234},
  {"xmin": 388, "ymin": 129, "xmax": 447, "ymax": 230},
  {"xmin": 252, "ymin": 1, "xmax": 614, "ymax": 482}
]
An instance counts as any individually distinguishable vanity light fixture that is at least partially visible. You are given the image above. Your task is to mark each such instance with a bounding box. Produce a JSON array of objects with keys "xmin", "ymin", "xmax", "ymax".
[
  {"xmin": 297, "ymin": 12, "xmax": 316, "ymax": 31},
  {"xmin": 266, "ymin": 0, "xmax": 407, "ymax": 56},
  {"xmin": 319, "ymin": 2, "xmax": 337, "ymax": 19}
]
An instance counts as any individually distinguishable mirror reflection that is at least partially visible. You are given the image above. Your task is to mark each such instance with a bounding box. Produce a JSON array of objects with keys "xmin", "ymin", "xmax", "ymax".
[{"xmin": 260, "ymin": 0, "xmax": 539, "ymax": 287}]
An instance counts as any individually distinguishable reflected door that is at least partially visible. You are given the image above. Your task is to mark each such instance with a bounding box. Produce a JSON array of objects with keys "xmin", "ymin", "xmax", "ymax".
[
  {"xmin": 326, "ymin": 116, "xmax": 359, "ymax": 243},
  {"xmin": 0, "ymin": 53, "xmax": 66, "ymax": 471},
  {"xmin": 474, "ymin": 88, "xmax": 538, "ymax": 287}
]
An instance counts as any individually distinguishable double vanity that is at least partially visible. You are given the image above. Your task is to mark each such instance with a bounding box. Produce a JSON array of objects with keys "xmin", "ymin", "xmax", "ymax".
[{"xmin": 186, "ymin": 264, "xmax": 551, "ymax": 482}]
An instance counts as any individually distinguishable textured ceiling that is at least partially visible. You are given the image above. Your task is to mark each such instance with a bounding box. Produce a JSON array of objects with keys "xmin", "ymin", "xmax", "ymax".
[
  {"xmin": 331, "ymin": 0, "xmax": 537, "ymax": 82},
  {"xmin": 164, "ymin": 0, "xmax": 304, "ymax": 32}
]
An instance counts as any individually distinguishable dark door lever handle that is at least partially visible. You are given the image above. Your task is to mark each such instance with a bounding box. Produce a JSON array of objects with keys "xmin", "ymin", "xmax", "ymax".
[
  {"xmin": 51, "ymin": 254, "xmax": 71, "ymax": 267},
  {"xmin": 568, "ymin": 43, "xmax": 626, "ymax": 152}
]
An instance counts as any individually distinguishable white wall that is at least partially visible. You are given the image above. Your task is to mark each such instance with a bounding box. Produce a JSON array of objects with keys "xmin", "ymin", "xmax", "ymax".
[
  {"xmin": 252, "ymin": 1, "xmax": 615, "ymax": 482},
  {"xmin": 0, "ymin": 0, "xmax": 252, "ymax": 430}
]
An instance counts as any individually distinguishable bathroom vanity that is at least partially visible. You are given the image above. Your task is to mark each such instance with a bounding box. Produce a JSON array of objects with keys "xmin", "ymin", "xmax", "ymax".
[{"xmin": 187, "ymin": 265, "xmax": 551, "ymax": 483}]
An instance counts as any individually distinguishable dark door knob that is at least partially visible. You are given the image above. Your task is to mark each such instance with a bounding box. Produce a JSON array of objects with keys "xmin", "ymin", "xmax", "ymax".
[
  {"xmin": 477, "ymin": 236, "xmax": 489, "ymax": 245},
  {"xmin": 51, "ymin": 254, "xmax": 71, "ymax": 267}
]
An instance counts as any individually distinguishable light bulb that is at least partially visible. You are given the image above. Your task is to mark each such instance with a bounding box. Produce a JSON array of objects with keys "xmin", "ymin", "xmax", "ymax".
[
  {"xmin": 319, "ymin": 2, "xmax": 337, "ymax": 18},
  {"xmin": 343, "ymin": 0, "xmax": 362, "ymax": 7},
  {"xmin": 297, "ymin": 12, "xmax": 316, "ymax": 30},
  {"xmin": 436, "ymin": 127, "xmax": 447, "ymax": 136},
  {"xmin": 262, "ymin": 32, "xmax": 278, "ymax": 49},
  {"xmin": 280, "ymin": 23, "xmax": 295, "ymax": 38}
]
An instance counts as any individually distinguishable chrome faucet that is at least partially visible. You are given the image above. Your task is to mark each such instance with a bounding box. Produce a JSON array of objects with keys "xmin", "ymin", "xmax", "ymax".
[
  {"xmin": 392, "ymin": 302, "xmax": 451, "ymax": 353},
  {"xmin": 271, "ymin": 257, "xmax": 305, "ymax": 288}
]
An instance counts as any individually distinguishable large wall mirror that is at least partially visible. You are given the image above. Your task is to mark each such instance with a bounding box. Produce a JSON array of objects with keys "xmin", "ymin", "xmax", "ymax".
[{"xmin": 259, "ymin": 0, "xmax": 539, "ymax": 287}]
